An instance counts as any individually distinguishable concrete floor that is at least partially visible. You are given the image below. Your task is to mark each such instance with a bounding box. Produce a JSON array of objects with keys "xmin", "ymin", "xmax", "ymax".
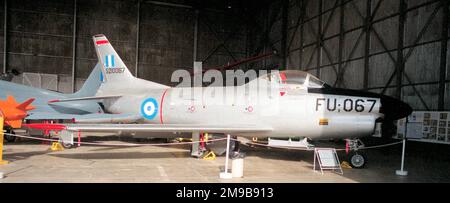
[{"xmin": 1, "ymin": 137, "xmax": 449, "ymax": 183}]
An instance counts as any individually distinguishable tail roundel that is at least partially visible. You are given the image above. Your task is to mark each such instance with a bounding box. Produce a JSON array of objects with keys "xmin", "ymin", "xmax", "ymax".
[{"xmin": 92, "ymin": 34, "xmax": 134, "ymax": 83}]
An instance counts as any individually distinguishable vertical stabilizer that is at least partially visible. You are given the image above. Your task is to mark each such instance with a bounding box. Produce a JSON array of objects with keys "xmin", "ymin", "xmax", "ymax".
[{"xmin": 92, "ymin": 34, "xmax": 134, "ymax": 83}]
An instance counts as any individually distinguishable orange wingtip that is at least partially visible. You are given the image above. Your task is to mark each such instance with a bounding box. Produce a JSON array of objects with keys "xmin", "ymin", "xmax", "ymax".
[{"xmin": 17, "ymin": 98, "xmax": 35, "ymax": 111}]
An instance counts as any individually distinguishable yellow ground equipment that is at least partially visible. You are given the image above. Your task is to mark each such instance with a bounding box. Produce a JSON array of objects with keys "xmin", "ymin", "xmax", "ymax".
[
  {"xmin": 0, "ymin": 117, "xmax": 9, "ymax": 165},
  {"xmin": 340, "ymin": 161, "xmax": 353, "ymax": 169},
  {"xmin": 50, "ymin": 142, "xmax": 65, "ymax": 151},
  {"xmin": 202, "ymin": 151, "xmax": 216, "ymax": 160}
]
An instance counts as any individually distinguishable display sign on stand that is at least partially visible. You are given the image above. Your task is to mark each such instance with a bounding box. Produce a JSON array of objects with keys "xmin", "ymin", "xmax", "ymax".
[{"xmin": 313, "ymin": 148, "xmax": 343, "ymax": 175}]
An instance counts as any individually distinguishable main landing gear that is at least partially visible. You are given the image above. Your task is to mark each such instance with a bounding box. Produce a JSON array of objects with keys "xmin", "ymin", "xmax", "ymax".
[
  {"xmin": 3, "ymin": 127, "xmax": 17, "ymax": 143},
  {"xmin": 346, "ymin": 139, "xmax": 367, "ymax": 169}
]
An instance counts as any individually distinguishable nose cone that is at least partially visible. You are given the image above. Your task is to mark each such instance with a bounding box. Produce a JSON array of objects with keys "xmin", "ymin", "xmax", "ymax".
[{"xmin": 380, "ymin": 95, "xmax": 413, "ymax": 120}]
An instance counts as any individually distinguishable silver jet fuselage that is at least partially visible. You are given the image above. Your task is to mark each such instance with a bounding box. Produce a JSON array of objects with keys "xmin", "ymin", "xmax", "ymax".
[{"xmin": 103, "ymin": 80, "xmax": 386, "ymax": 139}]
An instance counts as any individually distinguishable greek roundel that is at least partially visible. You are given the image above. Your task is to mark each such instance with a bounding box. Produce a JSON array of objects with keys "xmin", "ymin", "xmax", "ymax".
[{"xmin": 140, "ymin": 98, "xmax": 158, "ymax": 120}]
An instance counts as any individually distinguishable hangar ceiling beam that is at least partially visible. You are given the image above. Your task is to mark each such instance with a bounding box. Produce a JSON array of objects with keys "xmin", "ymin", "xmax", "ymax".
[
  {"xmin": 298, "ymin": 0, "xmax": 305, "ymax": 71},
  {"xmin": 363, "ymin": 0, "xmax": 372, "ymax": 90},
  {"xmin": 3, "ymin": 0, "xmax": 7, "ymax": 74},
  {"xmin": 145, "ymin": 1, "xmax": 192, "ymax": 9},
  {"xmin": 315, "ymin": 0, "xmax": 322, "ymax": 77},
  {"xmin": 280, "ymin": 0, "xmax": 288, "ymax": 69},
  {"xmin": 135, "ymin": 0, "xmax": 141, "ymax": 77},
  {"xmin": 336, "ymin": 0, "xmax": 344, "ymax": 88},
  {"xmin": 286, "ymin": 0, "xmax": 302, "ymax": 55},
  {"xmin": 193, "ymin": 9, "xmax": 199, "ymax": 62},
  {"xmin": 144, "ymin": 0, "xmax": 224, "ymax": 13},
  {"xmin": 262, "ymin": 5, "xmax": 269, "ymax": 69},
  {"xmin": 438, "ymin": 0, "xmax": 448, "ymax": 110},
  {"xmin": 395, "ymin": 0, "xmax": 406, "ymax": 100},
  {"xmin": 71, "ymin": 0, "xmax": 77, "ymax": 93}
]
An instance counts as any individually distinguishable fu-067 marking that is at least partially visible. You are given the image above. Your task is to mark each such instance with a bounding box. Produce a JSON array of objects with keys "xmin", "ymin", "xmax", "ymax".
[{"xmin": 316, "ymin": 98, "xmax": 377, "ymax": 113}]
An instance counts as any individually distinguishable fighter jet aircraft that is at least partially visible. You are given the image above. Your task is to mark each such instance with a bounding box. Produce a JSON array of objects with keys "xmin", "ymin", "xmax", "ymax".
[{"xmin": 45, "ymin": 34, "xmax": 412, "ymax": 168}]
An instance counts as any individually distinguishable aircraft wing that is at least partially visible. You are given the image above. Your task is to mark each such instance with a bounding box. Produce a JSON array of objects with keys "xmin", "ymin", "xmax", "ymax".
[
  {"xmin": 63, "ymin": 123, "xmax": 273, "ymax": 134},
  {"xmin": 26, "ymin": 112, "xmax": 142, "ymax": 123}
]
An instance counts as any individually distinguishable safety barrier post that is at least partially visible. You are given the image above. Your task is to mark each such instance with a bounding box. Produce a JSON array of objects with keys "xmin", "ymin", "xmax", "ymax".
[
  {"xmin": 395, "ymin": 138, "xmax": 408, "ymax": 176},
  {"xmin": 396, "ymin": 118, "xmax": 408, "ymax": 176},
  {"xmin": 77, "ymin": 130, "xmax": 81, "ymax": 147},
  {"xmin": 219, "ymin": 134, "xmax": 232, "ymax": 179},
  {"xmin": 0, "ymin": 117, "xmax": 9, "ymax": 165}
]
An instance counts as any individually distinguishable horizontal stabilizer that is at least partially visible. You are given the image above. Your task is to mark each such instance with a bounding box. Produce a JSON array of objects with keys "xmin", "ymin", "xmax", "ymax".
[{"xmin": 48, "ymin": 95, "xmax": 121, "ymax": 103}]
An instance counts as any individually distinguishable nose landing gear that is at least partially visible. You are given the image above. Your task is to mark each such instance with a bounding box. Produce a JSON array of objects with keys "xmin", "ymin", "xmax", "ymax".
[{"xmin": 346, "ymin": 139, "xmax": 367, "ymax": 169}]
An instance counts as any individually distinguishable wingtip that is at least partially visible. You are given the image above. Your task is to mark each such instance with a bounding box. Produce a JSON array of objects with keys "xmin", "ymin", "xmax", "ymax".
[{"xmin": 17, "ymin": 98, "xmax": 35, "ymax": 110}]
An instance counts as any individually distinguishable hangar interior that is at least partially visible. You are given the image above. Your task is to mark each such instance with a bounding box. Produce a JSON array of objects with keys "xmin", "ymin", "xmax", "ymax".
[
  {"xmin": 1, "ymin": 0, "xmax": 448, "ymax": 110},
  {"xmin": 0, "ymin": 0, "xmax": 449, "ymax": 183}
]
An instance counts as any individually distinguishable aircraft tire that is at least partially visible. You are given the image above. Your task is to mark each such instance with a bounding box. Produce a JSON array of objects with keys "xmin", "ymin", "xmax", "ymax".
[
  {"xmin": 348, "ymin": 152, "xmax": 366, "ymax": 169},
  {"xmin": 4, "ymin": 128, "xmax": 17, "ymax": 143},
  {"xmin": 62, "ymin": 142, "xmax": 74, "ymax": 149}
]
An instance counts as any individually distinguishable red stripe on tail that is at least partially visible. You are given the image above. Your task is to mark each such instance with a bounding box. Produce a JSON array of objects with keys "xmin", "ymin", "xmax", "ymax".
[{"xmin": 96, "ymin": 40, "xmax": 109, "ymax": 45}]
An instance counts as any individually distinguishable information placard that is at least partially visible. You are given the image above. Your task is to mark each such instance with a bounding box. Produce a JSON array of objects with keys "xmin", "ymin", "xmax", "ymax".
[{"xmin": 313, "ymin": 148, "xmax": 342, "ymax": 175}]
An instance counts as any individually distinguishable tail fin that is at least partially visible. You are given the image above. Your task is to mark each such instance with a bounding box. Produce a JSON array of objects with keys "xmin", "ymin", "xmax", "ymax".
[
  {"xmin": 92, "ymin": 34, "xmax": 134, "ymax": 83},
  {"xmin": 70, "ymin": 64, "xmax": 102, "ymax": 97}
]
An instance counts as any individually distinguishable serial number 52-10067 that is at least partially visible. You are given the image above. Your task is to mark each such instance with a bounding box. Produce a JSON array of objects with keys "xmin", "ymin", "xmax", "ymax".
[{"xmin": 220, "ymin": 187, "xmax": 273, "ymax": 198}]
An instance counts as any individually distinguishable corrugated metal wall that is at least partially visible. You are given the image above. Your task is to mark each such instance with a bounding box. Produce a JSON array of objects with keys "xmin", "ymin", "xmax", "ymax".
[
  {"xmin": 285, "ymin": 0, "xmax": 449, "ymax": 110},
  {"xmin": 0, "ymin": 0, "xmax": 249, "ymax": 91}
]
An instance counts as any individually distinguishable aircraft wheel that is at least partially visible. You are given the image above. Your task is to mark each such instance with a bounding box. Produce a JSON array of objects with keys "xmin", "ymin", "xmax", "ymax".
[
  {"xmin": 62, "ymin": 142, "xmax": 74, "ymax": 149},
  {"xmin": 4, "ymin": 128, "xmax": 17, "ymax": 143},
  {"xmin": 349, "ymin": 152, "xmax": 366, "ymax": 169}
]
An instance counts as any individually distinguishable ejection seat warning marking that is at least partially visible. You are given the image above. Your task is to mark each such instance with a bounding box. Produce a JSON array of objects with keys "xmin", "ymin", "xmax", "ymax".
[{"xmin": 141, "ymin": 98, "xmax": 158, "ymax": 120}]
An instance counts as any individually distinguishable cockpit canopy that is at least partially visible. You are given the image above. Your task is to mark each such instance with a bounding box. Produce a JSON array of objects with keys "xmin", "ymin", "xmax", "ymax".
[{"xmin": 259, "ymin": 70, "xmax": 327, "ymax": 88}]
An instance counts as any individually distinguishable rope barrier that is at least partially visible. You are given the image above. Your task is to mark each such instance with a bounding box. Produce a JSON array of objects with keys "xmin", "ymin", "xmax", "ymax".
[
  {"xmin": 241, "ymin": 140, "xmax": 403, "ymax": 151},
  {"xmin": 240, "ymin": 141, "xmax": 315, "ymax": 151},
  {"xmin": 3, "ymin": 132, "xmax": 403, "ymax": 150},
  {"xmin": 3, "ymin": 133, "xmax": 227, "ymax": 147},
  {"xmin": 353, "ymin": 141, "xmax": 403, "ymax": 150}
]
